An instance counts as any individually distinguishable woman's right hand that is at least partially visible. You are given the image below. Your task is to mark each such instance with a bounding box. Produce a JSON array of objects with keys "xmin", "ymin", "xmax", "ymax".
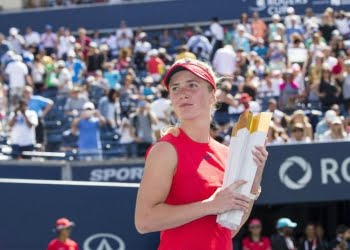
[{"xmin": 205, "ymin": 180, "xmax": 251, "ymax": 215}]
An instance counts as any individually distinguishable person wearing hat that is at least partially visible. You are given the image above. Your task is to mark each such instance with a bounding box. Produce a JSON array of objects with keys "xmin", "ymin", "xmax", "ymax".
[
  {"xmin": 76, "ymin": 28, "xmax": 91, "ymax": 61},
  {"xmin": 242, "ymin": 218, "xmax": 271, "ymax": 250},
  {"xmin": 186, "ymin": 26, "xmax": 212, "ymax": 61},
  {"xmin": 315, "ymin": 110, "xmax": 337, "ymax": 139},
  {"xmin": 284, "ymin": 7, "xmax": 302, "ymax": 29},
  {"xmin": 209, "ymin": 17, "xmax": 224, "ymax": 62},
  {"xmin": 134, "ymin": 32, "xmax": 151, "ymax": 71},
  {"xmin": 72, "ymin": 101, "xmax": 106, "ymax": 160},
  {"xmin": 271, "ymin": 218, "xmax": 297, "ymax": 250},
  {"xmin": 342, "ymin": 59, "xmax": 350, "ymax": 111},
  {"xmin": 66, "ymin": 50, "xmax": 86, "ymax": 85},
  {"xmin": 319, "ymin": 116, "xmax": 348, "ymax": 141},
  {"xmin": 175, "ymin": 45, "xmax": 197, "ymax": 62},
  {"xmin": 47, "ymin": 218, "xmax": 78, "ymax": 250},
  {"xmin": 8, "ymin": 27, "xmax": 25, "ymax": 55},
  {"xmin": 147, "ymin": 49, "xmax": 165, "ymax": 82},
  {"xmin": 64, "ymin": 87, "xmax": 88, "ymax": 116},
  {"xmin": 135, "ymin": 58, "xmax": 269, "ymax": 249}
]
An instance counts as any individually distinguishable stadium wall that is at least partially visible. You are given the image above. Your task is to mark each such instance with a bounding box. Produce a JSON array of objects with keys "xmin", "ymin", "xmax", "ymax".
[{"xmin": 0, "ymin": 0, "xmax": 350, "ymax": 34}]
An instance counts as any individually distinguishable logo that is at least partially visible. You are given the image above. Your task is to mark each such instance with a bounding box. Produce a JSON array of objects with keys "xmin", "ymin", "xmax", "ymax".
[
  {"xmin": 279, "ymin": 156, "xmax": 312, "ymax": 190},
  {"xmin": 84, "ymin": 233, "xmax": 126, "ymax": 250},
  {"xmin": 242, "ymin": 0, "xmax": 309, "ymax": 16}
]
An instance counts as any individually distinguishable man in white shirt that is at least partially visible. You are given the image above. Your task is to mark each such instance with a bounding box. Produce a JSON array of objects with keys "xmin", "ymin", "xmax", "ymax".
[
  {"xmin": 5, "ymin": 55, "xmax": 30, "ymax": 108},
  {"xmin": 134, "ymin": 32, "xmax": 151, "ymax": 71},
  {"xmin": 284, "ymin": 7, "xmax": 302, "ymax": 28},
  {"xmin": 116, "ymin": 20, "xmax": 133, "ymax": 41},
  {"xmin": 212, "ymin": 45, "xmax": 236, "ymax": 76},
  {"xmin": 7, "ymin": 27, "xmax": 25, "ymax": 54},
  {"xmin": 8, "ymin": 99, "xmax": 38, "ymax": 159},
  {"xmin": 150, "ymin": 88, "xmax": 172, "ymax": 140},
  {"xmin": 210, "ymin": 17, "xmax": 224, "ymax": 62},
  {"xmin": 24, "ymin": 26, "xmax": 40, "ymax": 49}
]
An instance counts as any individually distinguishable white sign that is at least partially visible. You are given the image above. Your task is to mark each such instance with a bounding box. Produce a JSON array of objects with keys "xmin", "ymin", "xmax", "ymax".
[{"xmin": 84, "ymin": 233, "xmax": 126, "ymax": 250}]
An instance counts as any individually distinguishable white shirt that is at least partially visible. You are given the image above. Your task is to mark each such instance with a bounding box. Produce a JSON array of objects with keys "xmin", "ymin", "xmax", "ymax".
[
  {"xmin": 134, "ymin": 41, "xmax": 151, "ymax": 54},
  {"xmin": 325, "ymin": 56, "xmax": 338, "ymax": 69},
  {"xmin": 336, "ymin": 18, "xmax": 350, "ymax": 35},
  {"xmin": 116, "ymin": 27, "xmax": 133, "ymax": 40},
  {"xmin": 25, "ymin": 31, "xmax": 41, "ymax": 47},
  {"xmin": 10, "ymin": 110, "xmax": 38, "ymax": 146},
  {"xmin": 258, "ymin": 79, "xmax": 280, "ymax": 97},
  {"xmin": 41, "ymin": 32, "xmax": 57, "ymax": 48},
  {"xmin": 5, "ymin": 61, "xmax": 28, "ymax": 88},
  {"xmin": 210, "ymin": 22, "xmax": 224, "ymax": 41},
  {"xmin": 57, "ymin": 35, "xmax": 75, "ymax": 58},
  {"xmin": 212, "ymin": 47, "xmax": 236, "ymax": 76},
  {"xmin": 151, "ymin": 98, "xmax": 172, "ymax": 131}
]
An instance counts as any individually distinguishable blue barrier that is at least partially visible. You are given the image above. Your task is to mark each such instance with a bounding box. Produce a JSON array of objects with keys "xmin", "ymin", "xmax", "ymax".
[
  {"xmin": 0, "ymin": 141, "xmax": 350, "ymax": 205},
  {"xmin": 0, "ymin": 180, "xmax": 159, "ymax": 250},
  {"xmin": 1, "ymin": 0, "xmax": 350, "ymax": 34}
]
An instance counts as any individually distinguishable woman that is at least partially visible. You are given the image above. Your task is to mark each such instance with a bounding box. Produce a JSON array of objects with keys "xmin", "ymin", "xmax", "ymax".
[
  {"xmin": 289, "ymin": 110, "xmax": 313, "ymax": 140},
  {"xmin": 319, "ymin": 117, "xmax": 349, "ymax": 141},
  {"xmin": 299, "ymin": 223, "xmax": 326, "ymax": 250},
  {"xmin": 242, "ymin": 218, "xmax": 271, "ymax": 250},
  {"xmin": 135, "ymin": 59, "xmax": 269, "ymax": 249}
]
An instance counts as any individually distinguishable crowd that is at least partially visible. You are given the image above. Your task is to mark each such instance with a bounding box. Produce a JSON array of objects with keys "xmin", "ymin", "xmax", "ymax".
[
  {"xmin": 23, "ymin": 0, "xmax": 109, "ymax": 9},
  {"xmin": 48, "ymin": 217, "xmax": 350, "ymax": 250},
  {"xmin": 1, "ymin": 7, "xmax": 350, "ymax": 160}
]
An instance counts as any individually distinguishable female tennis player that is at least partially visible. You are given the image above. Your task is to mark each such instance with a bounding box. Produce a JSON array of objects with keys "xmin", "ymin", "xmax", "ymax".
[{"xmin": 135, "ymin": 58, "xmax": 268, "ymax": 250}]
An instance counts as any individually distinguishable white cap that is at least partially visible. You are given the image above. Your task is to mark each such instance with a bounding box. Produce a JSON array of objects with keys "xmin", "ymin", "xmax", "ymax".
[
  {"xmin": 272, "ymin": 14, "xmax": 281, "ymax": 21},
  {"xmin": 139, "ymin": 32, "xmax": 147, "ymax": 39},
  {"xmin": 67, "ymin": 50, "xmax": 76, "ymax": 58},
  {"xmin": 55, "ymin": 60, "xmax": 66, "ymax": 68},
  {"xmin": 287, "ymin": 7, "xmax": 295, "ymax": 14},
  {"xmin": 89, "ymin": 42, "xmax": 98, "ymax": 48},
  {"xmin": 83, "ymin": 102, "xmax": 95, "ymax": 110},
  {"xmin": 149, "ymin": 49, "xmax": 158, "ymax": 57},
  {"xmin": 331, "ymin": 117, "xmax": 342, "ymax": 125},
  {"xmin": 9, "ymin": 27, "xmax": 18, "ymax": 36},
  {"xmin": 143, "ymin": 75, "xmax": 154, "ymax": 84},
  {"xmin": 344, "ymin": 59, "xmax": 350, "ymax": 66},
  {"xmin": 237, "ymin": 24, "xmax": 245, "ymax": 31},
  {"xmin": 325, "ymin": 110, "xmax": 337, "ymax": 123}
]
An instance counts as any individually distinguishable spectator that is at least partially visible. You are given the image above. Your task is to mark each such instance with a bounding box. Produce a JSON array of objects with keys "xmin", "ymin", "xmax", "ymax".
[
  {"xmin": 134, "ymin": 32, "xmax": 151, "ymax": 71},
  {"xmin": 278, "ymin": 69, "xmax": 300, "ymax": 114},
  {"xmin": 267, "ymin": 122, "xmax": 287, "ymax": 145},
  {"xmin": 315, "ymin": 110, "xmax": 337, "ymax": 139},
  {"xmin": 66, "ymin": 50, "xmax": 86, "ymax": 85},
  {"xmin": 130, "ymin": 100, "xmax": 157, "ymax": 156},
  {"xmin": 319, "ymin": 12, "xmax": 337, "ymax": 43},
  {"xmin": 214, "ymin": 80, "xmax": 237, "ymax": 128},
  {"xmin": 251, "ymin": 11, "xmax": 267, "ymax": 40},
  {"xmin": 118, "ymin": 117, "xmax": 137, "ymax": 158},
  {"xmin": 116, "ymin": 20, "xmax": 133, "ymax": 42},
  {"xmin": 266, "ymin": 98, "xmax": 284, "ymax": 126},
  {"xmin": 159, "ymin": 29, "xmax": 173, "ymax": 50},
  {"xmin": 174, "ymin": 45, "xmax": 196, "ymax": 62},
  {"xmin": 209, "ymin": 17, "xmax": 224, "ymax": 61},
  {"xmin": 158, "ymin": 47, "xmax": 173, "ymax": 66},
  {"xmin": 318, "ymin": 65, "xmax": 341, "ymax": 112},
  {"xmin": 286, "ymin": 16, "xmax": 304, "ymax": 44},
  {"xmin": 22, "ymin": 85, "xmax": 53, "ymax": 149},
  {"xmin": 31, "ymin": 56, "xmax": 46, "ymax": 94},
  {"xmin": 55, "ymin": 60, "xmax": 73, "ymax": 94},
  {"xmin": 57, "ymin": 28, "xmax": 75, "ymax": 60},
  {"xmin": 341, "ymin": 59, "xmax": 350, "ymax": 111},
  {"xmin": 252, "ymin": 38, "xmax": 268, "ymax": 62},
  {"xmin": 284, "ymin": 7, "xmax": 302, "ymax": 28},
  {"xmin": 5, "ymin": 55, "xmax": 31, "ymax": 108},
  {"xmin": 319, "ymin": 117, "xmax": 348, "ymax": 141},
  {"xmin": 98, "ymin": 88, "xmax": 120, "ymax": 129},
  {"xmin": 186, "ymin": 26, "xmax": 212, "ymax": 61},
  {"xmin": 47, "ymin": 218, "xmax": 78, "ymax": 250},
  {"xmin": 315, "ymin": 224, "xmax": 329, "ymax": 250},
  {"xmin": 329, "ymin": 225, "xmax": 349, "ymax": 250},
  {"xmin": 289, "ymin": 122, "xmax": 311, "ymax": 143},
  {"xmin": 150, "ymin": 87, "xmax": 172, "ymax": 140},
  {"xmin": 8, "ymin": 99, "xmax": 38, "ymax": 159},
  {"xmin": 40, "ymin": 24, "xmax": 57, "ymax": 56},
  {"xmin": 87, "ymin": 42, "xmax": 104, "ymax": 73},
  {"xmin": 76, "ymin": 27, "xmax": 91, "ymax": 61},
  {"xmin": 269, "ymin": 14, "xmax": 282, "ymax": 42},
  {"xmin": 271, "ymin": 218, "xmax": 297, "ymax": 250},
  {"xmin": 7, "ymin": 27, "xmax": 25, "ymax": 55},
  {"xmin": 268, "ymin": 34, "xmax": 286, "ymax": 71},
  {"xmin": 299, "ymin": 223, "xmax": 326, "ymax": 250},
  {"xmin": 146, "ymin": 49, "xmax": 165, "ymax": 82},
  {"xmin": 103, "ymin": 62, "xmax": 121, "ymax": 90},
  {"xmin": 64, "ymin": 87, "xmax": 88, "ymax": 116},
  {"xmin": 71, "ymin": 101, "xmax": 106, "ymax": 160},
  {"xmin": 242, "ymin": 218, "xmax": 271, "ymax": 250},
  {"xmin": 24, "ymin": 26, "xmax": 40, "ymax": 52},
  {"xmin": 289, "ymin": 110, "xmax": 314, "ymax": 140},
  {"xmin": 213, "ymin": 45, "xmax": 236, "ymax": 76},
  {"xmin": 233, "ymin": 24, "xmax": 252, "ymax": 53},
  {"xmin": 0, "ymin": 33, "xmax": 10, "ymax": 63}
]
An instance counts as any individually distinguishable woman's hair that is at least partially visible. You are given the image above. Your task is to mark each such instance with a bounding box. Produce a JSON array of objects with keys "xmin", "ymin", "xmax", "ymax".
[{"xmin": 107, "ymin": 89, "xmax": 117, "ymax": 102}]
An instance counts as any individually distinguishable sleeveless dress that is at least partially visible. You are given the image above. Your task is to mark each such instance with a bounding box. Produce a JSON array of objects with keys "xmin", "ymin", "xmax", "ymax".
[{"xmin": 147, "ymin": 128, "xmax": 232, "ymax": 250}]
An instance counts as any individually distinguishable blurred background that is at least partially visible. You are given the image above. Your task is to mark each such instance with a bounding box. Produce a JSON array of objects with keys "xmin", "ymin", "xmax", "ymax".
[{"xmin": 0, "ymin": 0, "xmax": 349, "ymax": 249}]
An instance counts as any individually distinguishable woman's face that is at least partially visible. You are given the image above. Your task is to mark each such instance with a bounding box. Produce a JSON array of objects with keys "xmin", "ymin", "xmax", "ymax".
[{"xmin": 169, "ymin": 70, "xmax": 215, "ymax": 122}]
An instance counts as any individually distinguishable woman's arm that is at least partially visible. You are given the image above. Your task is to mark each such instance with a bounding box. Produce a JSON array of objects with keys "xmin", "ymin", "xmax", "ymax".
[{"xmin": 135, "ymin": 141, "xmax": 250, "ymax": 234}]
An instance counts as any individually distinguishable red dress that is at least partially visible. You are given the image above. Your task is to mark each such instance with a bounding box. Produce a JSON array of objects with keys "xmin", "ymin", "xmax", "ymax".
[{"xmin": 149, "ymin": 128, "xmax": 232, "ymax": 250}]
